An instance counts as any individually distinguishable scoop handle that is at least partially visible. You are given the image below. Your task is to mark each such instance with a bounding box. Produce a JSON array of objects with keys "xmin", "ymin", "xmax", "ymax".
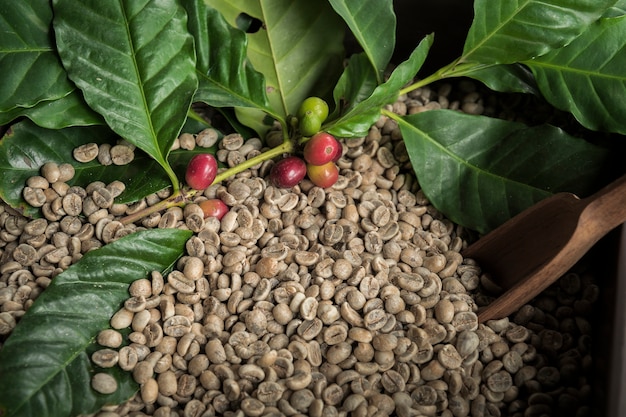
[
  {"xmin": 478, "ymin": 173, "xmax": 626, "ymax": 323},
  {"xmin": 581, "ymin": 173, "xmax": 626, "ymax": 237}
]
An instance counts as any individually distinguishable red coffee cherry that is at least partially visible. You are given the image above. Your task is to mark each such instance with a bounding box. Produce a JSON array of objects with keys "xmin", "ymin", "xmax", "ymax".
[
  {"xmin": 303, "ymin": 132, "xmax": 341, "ymax": 166},
  {"xmin": 185, "ymin": 154, "xmax": 218, "ymax": 190},
  {"xmin": 198, "ymin": 199, "xmax": 229, "ymax": 220},
  {"xmin": 306, "ymin": 161, "xmax": 338, "ymax": 188},
  {"xmin": 270, "ymin": 156, "xmax": 307, "ymax": 188}
]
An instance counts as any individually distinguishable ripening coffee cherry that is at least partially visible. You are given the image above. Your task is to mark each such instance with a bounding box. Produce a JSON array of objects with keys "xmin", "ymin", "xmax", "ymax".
[
  {"xmin": 270, "ymin": 156, "xmax": 307, "ymax": 188},
  {"xmin": 297, "ymin": 97, "xmax": 329, "ymax": 137},
  {"xmin": 198, "ymin": 199, "xmax": 229, "ymax": 220},
  {"xmin": 185, "ymin": 154, "xmax": 218, "ymax": 190},
  {"xmin": 306, "ymin": 161, "xmax": 338, "ymax": 188},
  {"xmin": 330, "ymin": 141, "xmax": 342, "ymax": 162},
  {"xmin": 303, "ymin": 132, "xmax": 341, "ymax": 166}
]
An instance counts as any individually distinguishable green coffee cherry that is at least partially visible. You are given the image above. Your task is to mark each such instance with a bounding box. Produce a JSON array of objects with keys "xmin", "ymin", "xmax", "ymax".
[
  {"xmin": 298, "ymin": 113, "xmax": 323, "ymax": 137},
  {"xmin": 297, "ymin": 97, "xmax": 329, "ymax": 121},
  {"xmin": 297, "ymin": 97, "xmax": 329, "ymax": 136}
]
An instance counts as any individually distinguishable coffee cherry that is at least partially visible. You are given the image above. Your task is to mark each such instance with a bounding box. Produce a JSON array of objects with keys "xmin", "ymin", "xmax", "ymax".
[
  {"xmin": 297, "ymin": 97, "xmax": 329, "ymax": 137},
  {"xmin": 331, "ymin": 141, "xmax": 342, "ymax": 162},
  {"xmin": 303, "ymin": 132, "xmax": 341, "ymax": 166},
  {"xmin": 299, "ymin": 114, "xmax": 322, "ymax": 137},
  {"xmin": 198, "ymin": 199, "xmax": 229, "ymax": 220},
  {"xmin": 297, "ymin": 97, "xmax": 329, "ymax": 123},
  {"xmin": 306, "ymin": 161, "xmax": 338, "ymax": 188},
  {"xmin": 185, "ymin": 154, "xmax": 218, "ymax": 190},
  {"xmin": 270, "ymin": 156, "xmax": 307, "ymax": 188}
]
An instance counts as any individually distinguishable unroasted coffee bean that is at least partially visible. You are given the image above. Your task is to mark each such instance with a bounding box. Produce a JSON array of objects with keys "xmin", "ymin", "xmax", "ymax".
[
  {"xmin": 438, "ymin": 344, "xmax": 463, "ymax": 369},
  {"xmin": 286, "ymin": 371, "xmax": 312, "ymax": 391},
  {"xmin": 110, "ymin": 144, "xmax": 134, "ymax": 165},
  {"xmin": 245, "ymin": 309, "xmax": 267, "ymax": 335},
  {"xmin": 111, "ymin": 308, "xmax": 134, "ymax": 329},
  {"xmin": 372, "ymin": 334, "xmax": 398, "ymax": 352},
  {"xmin": 435, "ymin": 298, "xmax": 455, "ymax": 323},
  {"xmin": 23, "ymin": 187, "xmax": 46, "ymax": 207},
  {"xmin": 363, "ymin": 308, "xmax": 387, "ymax": 331},
  {"xmin": 177, "ymin": 373, "xmax": 197, "ymax": 397},
  {"xmin": 256, "ymin": 381, "xmax": 284, "ymax": 403},
  {"xmin": 118, "ymin": 346, "xmax": 139, "ymax": 371},
  {"xmin": 167, "ymin": 271, "xmax": 195, "ymax": 294},
  {"xmin": 256, "ymin": 257, "xmax": 279, "ymax": 278},
  {"xmin": 143, "ymin": 322, "xmax": 164, "ymax": 347},
  {"xmin": 487, "ymin": 370, "xmax": 513, "ymax": 393},
  {"xmin": 92, "ymin": 349, "xmax": 119, "ymax": 368},
  {"xmin": 326, "ymin": 342, "xmax": 352, "ymax": 364},
  {"xmin": 12, "ymin": 244, "xmax": 37, "ymax": 266},
  {"xmin": 163, "ymin": 315, "xmax": 192, "ymax": 337},
  {"xmin": 381, "ymin": 369, "xmax": 405, "ymax": 393},
  {"xmin": 503, "ymin": 350, "xmax": 524, "ymax": 374},
  {"xmin": 297, "ymin": 318, "xmax": 323, "ymax": 340},
  {"xmin": 133, "ymin": 361, "xmax": 154, "ymax": 384},
  {"xmin": 74, "ymin": 143, "xmax": 99, "ymax": 162},
  {"xmin": 324, "ymin": 324, "xmax": 348, "ymax": 345},
  {"xmin": 300, "ymin": 297, "xmax": 318, "ymax": 321},
  {"xmin": 240, "ymin": 397, "xmax": 265, "ymax": 417},
  {"xmin": 141, "ymin": 378, "xmax": 159, "ymax": 404},
  {"xmin": 92, "ymin": 372, "xmax": 117, "ymax": 394},
  {"xmin": 448, "ymin": 395, "xmax": 470, "ymax": 417},
  {"xmin": 0, "ymin": 313, "xmax": 16, "ymax": 335},
  {"xmin": 322, "ymin": 383, "xmax": 345, "ymax": 406},
  {"xmin": 205, "ymin": 339, "xmax": 226, "ymax": 364},
  {"xmin": 451, "ymin": 311, "xmax": 478, "ymax": 331}
]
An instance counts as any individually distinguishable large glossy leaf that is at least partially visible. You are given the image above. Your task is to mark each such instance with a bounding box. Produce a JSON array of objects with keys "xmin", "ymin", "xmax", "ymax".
[
  {"xmin": 0, "ymin": 229, "xmax": 191, "ymax": 417},
  {"xmin": 327, "ymin": 0, "xmax": 395, "ymax": 83},
  {"xmin": 326, "ymin": 35, "xmax": 433, "ymax": 138},
  {"xmin": 0, "ymin": 89, "xmax": 104, "ymax": 129},
  {"xmin": 206, "ymin": 0, "xmax": 345, "ymax": 119},
  {"xmin": 52, "ymin": 0, "xmax": 198, "ymax": 188},
  {"xmin": 463, "ymin": 64, "xmax": 540, "ymax": 95},
  {"xmin": 0, "ymin": 121, "xmax": 217, "ymax": 218},
  {"xmin": 184, "ymin": 1, "xmax": 273, "ymax": 117},
  {"xmin": 604, "ymin": 0, "xmax": 626, "ymax": 17},
  {"xmin": 398, "ymin": 110, "xmax": 611, "ymax": 234},
  {"xmin": 525, "ymin": 15, "xmax": 626, "ymax": 134},
  {"xmin": 462, "ymin": 0, "xmax": 616, "ymax": 64},
  {"xmin": 329, "ymin": 52, "xmax": 379, "ymax": 121},
  {"xmin": 0, "ymin": 0, "xmax": 74, "ymax": 112}
]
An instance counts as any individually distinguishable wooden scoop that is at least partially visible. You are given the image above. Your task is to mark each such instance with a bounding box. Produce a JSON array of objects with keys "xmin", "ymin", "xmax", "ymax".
[{"xmin": 463, "ymin": 173, "xmax": 626, "ymax": 323}]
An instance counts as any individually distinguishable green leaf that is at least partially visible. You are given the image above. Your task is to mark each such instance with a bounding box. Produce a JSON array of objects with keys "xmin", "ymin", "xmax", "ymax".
[
  {"xmin": 216, "ymin": 108, "xmax": 260, "ymax": 139},
  {"xmin": 52, "ymin": 0, "xmax": 198, "ymax": 189},
  {"xmin": 397, "ymin": 110, "xmax": 611, "ymax": 234},
  {"xmin": 0, "ymin": 121, "xmax": 218, "ymax": 217},
  {"xmin": 463, "ymin": 64, "xmax": 540, "ymax": 95},
  {"xmin": 184, "ymin": 1, "xmax": 273, "ymax": 115},
  {"xmin": 604, "ymin": 0, "xmax": 626, "ymax": 17},
  {"xmin": 0, "ymin": 229, "xmax": 191, "ymax": 417},
  {"xmin": 329, "ymin": 52, "xmax": 379, "ymax": 121},
  {"xmin": 326, "ymin": 35, "xmax": 433, "ymax": 138},
  {"xmin": 525, "ymin": 15, "xmax": 626, "ymax": 134},
  {"xmin": 206, "ymin": 0, "xmax": 345, "ymax": 119},
  {"xmin": 0, "ymin": 0, "xmax": 74, "ymax": 112},
  {"xmin": 0, "ymin": 89, "xmax": 104, "ymax": 129},
  {"xmin": 462, "ymin": 0, "xmax": 616, "ymax": 64},
  {"xmin": 327, "ymin": 0, "xmax": 396, "ymax": 83}
]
